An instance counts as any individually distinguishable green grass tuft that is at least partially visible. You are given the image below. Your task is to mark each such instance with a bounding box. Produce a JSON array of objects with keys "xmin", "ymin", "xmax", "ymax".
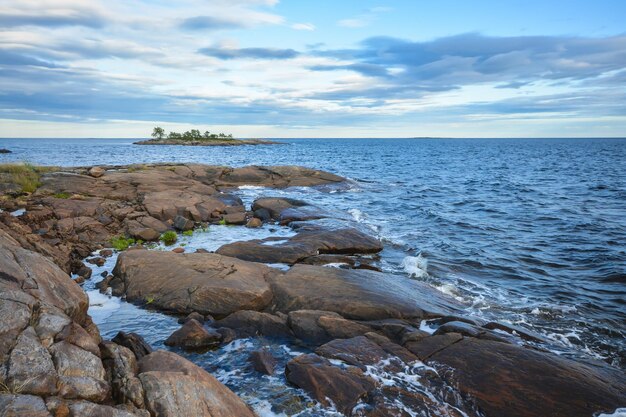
[
  {"xmin": 0, "ymin": 163, "xmax": 57, "ymax": 194},
  {"xmin": 160, "ymin": 230, "xmax": 178, "ymax": 245},
  {"xmin": 218, "ymin": 218, "xmax": 227, "ymax": 225},
  {"xmin": 110, "ymin": 236, "xmax": 136, "ymax": 251},
  {"xmin": 182, "ymin": 230, "xmax": 193, "ymax": 236},
  {"xmin": 53, "ymin": 192, "xmax": 71, "ymax": 199}
]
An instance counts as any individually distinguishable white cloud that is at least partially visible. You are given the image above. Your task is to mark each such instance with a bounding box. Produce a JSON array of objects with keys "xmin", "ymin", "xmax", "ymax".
[{"xmin": 291, "ymin": 22, "xmax": 315, "ymax": 31}]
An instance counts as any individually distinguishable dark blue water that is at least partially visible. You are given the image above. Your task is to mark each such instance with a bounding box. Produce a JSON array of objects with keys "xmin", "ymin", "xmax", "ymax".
[{"xmin": 2, "ymin": 137, "xmax": 625, "ymax": 368}]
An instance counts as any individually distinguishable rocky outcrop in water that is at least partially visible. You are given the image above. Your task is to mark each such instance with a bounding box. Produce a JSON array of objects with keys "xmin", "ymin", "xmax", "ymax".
[
  {"xmin": 0, "ymin": 163, "xmax": 345, "ymax": 277},
  {"xmin": 0, "ymin": 149, "xmax": 11, "ymax": 154}
]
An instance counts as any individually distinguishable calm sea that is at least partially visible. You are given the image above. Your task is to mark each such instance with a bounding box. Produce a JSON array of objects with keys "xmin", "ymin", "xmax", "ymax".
[{"xmin": 1, "ymin": 137, "xmax": 624, "ymax": 369}]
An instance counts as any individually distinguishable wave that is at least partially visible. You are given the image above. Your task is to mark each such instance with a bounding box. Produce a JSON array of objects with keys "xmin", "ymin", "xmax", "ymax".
[{"xmin": 401, "ymin": 254, "xmax": 429, "ymax": 278}]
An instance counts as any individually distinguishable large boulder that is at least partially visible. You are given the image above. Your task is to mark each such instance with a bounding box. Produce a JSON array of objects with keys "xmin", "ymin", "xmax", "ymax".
[
  {"xmin": 216, "ymin": 310, "xmax": 291, "ymax": 338},
  {"xmin": 217, "ymin": 228, "xmax": 382, "ymax": 264},
  {"xmin": 110, "ymin": 250, "xmax": 274, "ymax": 316},
  {"xmin": 269, "ymin": 265, "xmax": 461, "ymax": 321},
  {"xmin": 421, "ymin": 337, "xmax": 626, "ymax": 417},
  {"xmin": 138, "ymin": 350, "xmax": 257, "ymax": 417},
  {"xmin": 251, "ymin": 197, "xmax": 328, "ymax": 223},
  {"xmin": 0, "ymin": 229, "xmax": 88, "ymax": 323}
]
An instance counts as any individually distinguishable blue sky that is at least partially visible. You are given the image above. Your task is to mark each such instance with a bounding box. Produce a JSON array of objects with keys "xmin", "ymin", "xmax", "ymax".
[{"xmin": 0, "ymin": 0, "xmax": 625, "ymax": 138}]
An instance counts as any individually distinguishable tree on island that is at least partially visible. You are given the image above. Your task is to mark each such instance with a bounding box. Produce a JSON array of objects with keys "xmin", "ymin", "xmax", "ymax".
[
  {"xmin": 151, "ymin": 126, "xmax": 165, "ymax": 140},
  {"xmin": 155, "ymin": 127, "xmax": 234, "ymax": 141}
]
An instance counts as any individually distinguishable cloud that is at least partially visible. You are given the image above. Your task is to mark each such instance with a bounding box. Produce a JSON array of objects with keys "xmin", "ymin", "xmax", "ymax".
[
  {"xmin": 308, "ymin": 33, "xmax": 626, "ymax": 100},
  {"xmin": 198, "ymin": 46, "xmax": 299, "ymax": 60},
  {"xmin": 337, "ymin": 6, "xmax": 391, "ymax": 28},
  {"xmin": 180, "ymin": 16, "xmax": 245, "ymax": 30},
  {"xmin": 0, "ymin": 1, "xmax": 108, "ymax": 28},
  {"xmin": 291, "ymin": 23, "xmax": 316, "ymax": 31}
]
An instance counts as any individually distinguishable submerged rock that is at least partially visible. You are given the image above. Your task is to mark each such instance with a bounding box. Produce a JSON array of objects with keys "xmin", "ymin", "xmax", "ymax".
[
  {"xmin": 249, "ymin": 349, "xmax": 277, "ymax": 375},
  {"xmin": 0, "ymin": 148, "xmax": 11, "ymax": 153},
  {"xmin": 110, "ymin": 251, "xmax": 274, "ymax": 316}
]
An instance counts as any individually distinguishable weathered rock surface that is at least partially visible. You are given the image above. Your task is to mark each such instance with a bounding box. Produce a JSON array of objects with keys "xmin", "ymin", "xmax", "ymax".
[
  {"xmin": 138, "ymin": 350, "xmax": 257, "ymax": 417},
  {"xmin": 269, "ymin": 265, "xmax": 461, "ymax": 321},
  {"xmin": 110, "ymin": 250, "xmax": 274, "ymax": 316},
  {"xmin": 100, "ymin": 341, "xmax": 144, "ymax": 409},
  {"xmin": 421, "ymin": 337, "xmax": 626, "ymax": 417},
  {"xmin": 164, "ymin": 319, "xmax": 222, "ymax": 350},
  {"xmin": 216, "ymin": 310, "xmax": 291, "ymax": 338},
  {"xmin": 0, "ymin": 394, "xmax": 51, "ymax": 416},
  {"xmin": 217, "ymin": 227, "xmax": 382, "ymax": 264},
  {"xmin": 285, "ymin": 354, "xmax": 375, "ymax": 415}
]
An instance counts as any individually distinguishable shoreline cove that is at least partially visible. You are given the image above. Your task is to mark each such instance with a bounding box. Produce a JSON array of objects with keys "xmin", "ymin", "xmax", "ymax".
[{"xmin": 1, "ymin": 141, "xmax": 625, "ymax": 416}]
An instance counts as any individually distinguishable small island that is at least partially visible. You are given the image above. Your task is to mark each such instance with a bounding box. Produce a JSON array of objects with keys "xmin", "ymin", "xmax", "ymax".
[
  {"xmin": 134, "ymin": 127, "xmax": 280, "ymax": 146},
  {"xmin": 0, "ymin": 149, "xmax": 11, "ymax": 154}
]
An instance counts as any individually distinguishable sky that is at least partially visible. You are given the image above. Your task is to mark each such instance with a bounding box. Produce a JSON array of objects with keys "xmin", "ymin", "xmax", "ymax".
[{"xmin": 0, "ymin": 0, "xmax": 625, "ymax": 138}]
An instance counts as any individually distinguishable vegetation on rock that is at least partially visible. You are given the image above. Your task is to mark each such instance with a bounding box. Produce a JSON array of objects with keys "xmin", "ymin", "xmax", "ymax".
[
  {"xmin": 154, "ymin": 126, "xmax": 234, "ymax": 141},
  {"xmin": 0, "ymin": 163, "xmax": 57, "ymax": 193},
  {"xmin": 160, "ymin": 230, "xmax": 178, "ymax": 245}
]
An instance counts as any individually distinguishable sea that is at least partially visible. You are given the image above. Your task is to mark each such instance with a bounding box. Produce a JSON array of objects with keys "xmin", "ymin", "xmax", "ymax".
[{"xmin": 1, "ymin": 137, "xmax": 625, "ymax": 416}]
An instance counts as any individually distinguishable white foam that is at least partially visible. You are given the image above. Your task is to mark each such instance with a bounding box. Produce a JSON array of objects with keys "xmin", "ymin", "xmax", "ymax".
[
  {"xmin": 260, "ymin": 239, "xmax": 289, "ymax": 246},
  {"xmin": 598, "ymin": 408, "xmax": 626, "ymax": 417},
  {"xmin": 251, "ymin": 400, "xmax": 288, "ymax": 417},
  {"xmin": 265, "ymin": 263, "xmax": 291, "ymax": 271},
  {"xmin": 401, "ymin": 254, "xmax": 428, "ymax": 278},
  {"xmin": 419, "ymin": 320, "xmax": 438, "ymax": 334},
  {"xmin": 10, "ymin": 208, "xmax": 25, "ymax": 216},
  {"xmin": 86, "ymin": 290, "xmax": 121, "ymax": 323},
  {"xmin": 238, "ymin": 185, "xmax": 266, "ymax": 190},
  {"xmin": 322, "ymin": 262, "xmax": 350, "ymax": 269}
]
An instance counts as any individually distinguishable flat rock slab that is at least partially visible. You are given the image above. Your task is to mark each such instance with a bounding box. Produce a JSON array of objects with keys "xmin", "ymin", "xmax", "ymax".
[
  {"xmin": 110, "ymin": 250, "xmax": 274, "ymax": 316},
  {"xmin": 217, "ymin": 227, "xmax": 382, "ymax": 264},
  {"xmin": 269, "ymin": 264, "xmax": 462, "ymax": 321},
  {"xmin": 427, "ymin": 337, "xmax": 626, "ymax": 417}
]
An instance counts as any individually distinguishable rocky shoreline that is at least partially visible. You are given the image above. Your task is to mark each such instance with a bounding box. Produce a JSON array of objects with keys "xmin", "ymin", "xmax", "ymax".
[
  {"xmin": 133, "ymin": 138, "xmax": 280, "ymax": 146},
  {"xmin": 0, "ymin": 163, "xmax": 624, "ymax": 416}
]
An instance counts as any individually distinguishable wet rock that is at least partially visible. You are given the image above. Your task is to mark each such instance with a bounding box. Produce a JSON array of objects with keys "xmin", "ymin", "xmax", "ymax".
[
  {"xmin": 434, "ymin": 320, "xmax": 511, "ymax": 343},
  {"xmin": 164, "ymin": 319, "xmax": 222, "ymax": 350},
  {"xmin": 245, "ymin": 217, "xmax": 263, "ymax": 228},
  {"xmin": 75, "ymin": 264, "xmax": 92, "ymax": 280},
  {"xmin": 6, "ymin": 326, "xmax": 58, "ymax": 396},
  {"xmin": 285, "ymin": 353, "xmax": 375, "ymax": 415},
  {"xmin": 270, "ymin": 264, "xmax": 461, "ymax": 321},
  {"xmin": 178, "ymin": 311, "xmax": 206, "ymax": 324},
  {"xmin": 364, "ymin": 332, "xmax": 418, "ymax": 364},
  {"xmin": 217, "ymin": 227, "xmax": 382, "ymax": 264},
  {"xmin": 427, "ymin": 337, "xmax": 626, "ymax": 417},
  {"xmin": 221, "ymin": 212, "xmax": 246, "ymax": 225},
  {"xmin": 50, "ymin": 341, "xmax": 109, "ymax": 402},
  {"xmin": 287, "ymin": 310, "xmax": 343, "ymax": 345},
  {"xmin": 316, "ymin": 336, "xmax": 390, "ymax": 369},
  {"xmin": 111, "ymin": 332, "xmax": 153, "ymax": 360},
  {"xmin": 100, "ymin": 341, "xmax": 144, "ymax": 408},
  {"xmin": 482, "ymin": 321, "xmax": 548, "ymax": 343},
  {"xmin": 0, "ymin": 394, "xmax": 51, "ymax": 416},
  {"xmin": 171, "ymin": 247, "xmax": 184, "ymax": 253},
  {"xmin": 88, "ymin": 167, "xmax": 105, "ymax": 178},
  {"xmin": 318, "ymin": 315, "xmax": 373, "ymax": 340},
  {"xmin": 216, "ymin": 327, "xmax": 237, "ymax": 344},
  {"xmin": 0, "ymin": 148, "xmax": 11, "ymax": 154},
  {"xmin": 173, "ymin": 215, "xmax": 194, "ymax": 231},
  {"xmin": 138, "ymin": 350, "xmax": 257, "ymax": 417},
  {"xmin": 253, "ymin": 208, "xmax": 271, "ymax": 222},
  {"xmin": 249, "ymin": 349, "xmax": 277, "ymax": 375},
  {"xmin": 86, "ymin": 257, "xmax": 106, "ymax": 267},
  {"xmin": 251, "ymin": 197, "xmax": 320, "ymax": 222},
  {"xmin": 111, "ymin": 251, "xmax": 274, "ymax": 316},
  {"xmin": 404, "ymin": 333, "xmax": 464, "ymax": 361},
  {"xmin": 100, "ymin": 249, "xmax": 113, "ymax": 257},
  {"xmin": 217, "ymin": 310, "xmax": 291, "ymax": 338}
]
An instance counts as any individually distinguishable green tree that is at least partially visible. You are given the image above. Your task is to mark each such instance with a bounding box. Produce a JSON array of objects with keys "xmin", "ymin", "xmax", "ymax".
[{"xmin": 151, "ymin": 126, "xmax": 165, "ymax": 140}]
